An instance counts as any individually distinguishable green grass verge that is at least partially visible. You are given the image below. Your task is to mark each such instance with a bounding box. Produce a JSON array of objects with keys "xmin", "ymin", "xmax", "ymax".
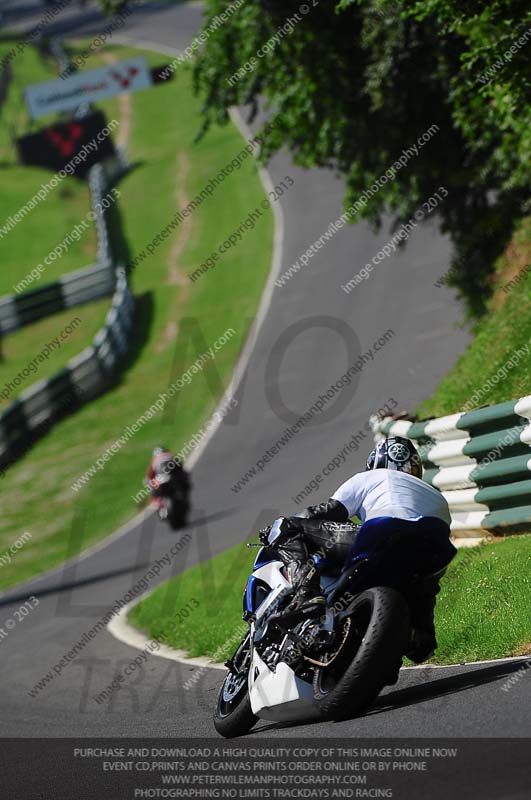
[
  {"xmin": 129, "ymin": 534, "xmax": 531, "ymax": 664},
  {"xmin": 128, "ymin": 536, "xmax": 252, "ymax": 659},
  {"xmin": 418, "ymin": 216, "xmax": 531, "ymax": 419},
  {"xmin": 433, "ymin": 535, "xmax": 531, "ymax": 664},
  {"xmin": 0, "ymin": 41, "xmax": 96, "ymax": 294},
  {"xmin": 0, "ymin": 40, "xmax": 273, "ymax": 590},
  {"xmin": 0, "ymin": 169, "xmax": 96, "ymax": 296}
]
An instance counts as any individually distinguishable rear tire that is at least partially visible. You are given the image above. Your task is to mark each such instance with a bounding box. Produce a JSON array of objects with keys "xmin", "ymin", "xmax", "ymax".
[
  {"xmin": 313, "ymin": 586, "xmax": 410, "ymax": 720},
  {"xmin": 167, "ymin": 497, "xmax": 189, "ymax": 530}
]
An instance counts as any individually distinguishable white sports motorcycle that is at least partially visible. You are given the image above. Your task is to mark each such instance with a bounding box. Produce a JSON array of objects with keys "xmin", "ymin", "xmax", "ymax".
[{"xmin": 213, "ymin": 516, "xmax": 455, "ymax": 737}]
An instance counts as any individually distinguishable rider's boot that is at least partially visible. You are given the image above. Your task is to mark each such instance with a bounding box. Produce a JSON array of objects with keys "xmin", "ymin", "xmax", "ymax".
[
  {"xmin": 405, "ymin": 582, "xmax": 438, "ymax": 663},
  {"xmin": 282, "ymin": 560, "xmax": 326, "ymax": 619},
  {"xmin": 406, "ymin": 625, "xmax": 437, "ymax": 663}
]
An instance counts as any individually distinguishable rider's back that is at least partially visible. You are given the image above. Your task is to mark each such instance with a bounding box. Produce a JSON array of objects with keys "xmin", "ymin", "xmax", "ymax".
[{"xmin": 332, "ymin": 469, "xmax": 451, "ymax": 525}]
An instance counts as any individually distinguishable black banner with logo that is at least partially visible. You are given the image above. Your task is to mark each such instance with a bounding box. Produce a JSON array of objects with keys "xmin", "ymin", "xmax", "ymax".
[{"xmin": 17, "ymin": 110, "xmax": 116, "ymax": 177}]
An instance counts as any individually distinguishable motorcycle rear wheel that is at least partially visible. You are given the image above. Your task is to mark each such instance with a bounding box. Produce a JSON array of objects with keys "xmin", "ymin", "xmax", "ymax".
[
  {"xmin": 213, "ymin": 635, "xmax": 257, "ymax": 738},
  {"xmin": 166, "ymin": 497, "xmax": 189, "ymax": 530},
  {"xmin": 312, "ymin": 586, "xmax": 409, "ymax": 720}
]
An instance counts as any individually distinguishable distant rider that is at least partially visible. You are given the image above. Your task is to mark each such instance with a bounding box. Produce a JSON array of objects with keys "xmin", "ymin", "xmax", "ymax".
[
  {"xmin": 261, "ymin": 436, "xmax": 456, "ymax": 663},
  {"xmin": 146, "ymin": 446, "xmax": 190, "ymax": 501}
]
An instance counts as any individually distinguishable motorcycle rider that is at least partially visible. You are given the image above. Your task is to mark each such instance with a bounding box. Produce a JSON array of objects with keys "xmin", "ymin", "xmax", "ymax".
[
  {"xmin": 261, "ymin": 436, "xmax": 456, "ymax": 663},
  {"xmin": 146, "ymin": 446, "xmax": 190, "ymax": 502}
]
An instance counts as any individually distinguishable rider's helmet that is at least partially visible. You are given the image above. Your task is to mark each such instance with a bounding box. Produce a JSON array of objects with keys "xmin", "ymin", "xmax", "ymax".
[
  {"xmin": 153, "ymin": 446, "xmax": 168, "ymax": 457},
  {"xmin": 366, "ymin": 435, "xmax": 423, "ymax": 479}
]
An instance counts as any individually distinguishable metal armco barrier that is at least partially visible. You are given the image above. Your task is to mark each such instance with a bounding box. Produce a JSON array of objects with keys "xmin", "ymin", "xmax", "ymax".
[
  {"xmin": 0, "ymin": 262, "xmax": 115, "ymax": 334},
  {"xmin": 0, "ymin": 269, "xmax": 133, "ymax": 473},
  {"xmin": 371, "ymin": 396, "xmax": 531, "ymax": 532}
]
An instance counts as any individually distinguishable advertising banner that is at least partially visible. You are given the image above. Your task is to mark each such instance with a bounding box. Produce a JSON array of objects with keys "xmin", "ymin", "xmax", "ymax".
[
  {"xmin": 25, "ymin": 56, "xmax": 152, "ymax": 118},
  {"xmin": 17, "ymin": 110, "xmax": 116, "ymax": 177}
]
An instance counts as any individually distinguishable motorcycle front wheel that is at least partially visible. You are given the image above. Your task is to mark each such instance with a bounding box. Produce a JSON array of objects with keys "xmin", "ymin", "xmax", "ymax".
[
  {"xmin": 312, "ymin": 586, "xmax": 410, "ymax": 720},
  {"xmin": 213, "ymin": 634, "xmax": 257, "ymax": 738}
]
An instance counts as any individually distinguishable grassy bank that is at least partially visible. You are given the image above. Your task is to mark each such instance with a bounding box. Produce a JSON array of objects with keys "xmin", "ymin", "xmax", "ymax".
[
  {"xmin": 0, "ymin": 40, "xmax": 273, "ymax": 590},
  {"xmin": 0, "ymin": 167, "xmax": 96, "ymax": 296},
  {"xmin": 128, "ymin": 534, "xmax": 531, "ymax": 664},
  {"xmin": 434, "ymin": 535, "xmax": 531, "ymax": 664},
  {"xmin": 418, "ymin": 216, "xmax": 531, "ymax": 419}
]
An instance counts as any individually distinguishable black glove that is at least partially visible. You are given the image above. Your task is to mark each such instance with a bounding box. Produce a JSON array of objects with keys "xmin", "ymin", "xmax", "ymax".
[
  {"xmin": 259, "ymin": 525, "xmax": 272, "ymax": 545},
  {"xmin": 259, "ymin": 516, "xmax": 304, "ymax": 546}
]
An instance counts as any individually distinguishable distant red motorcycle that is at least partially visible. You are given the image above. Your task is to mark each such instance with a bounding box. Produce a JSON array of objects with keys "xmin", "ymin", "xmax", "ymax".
[
  {"xmin": 150, "ymin": 472, "xmax": 190, "ymax": 530},
  {"xmin": 146, "ymin": 448, "xmax": 191, "ymax": 530}
]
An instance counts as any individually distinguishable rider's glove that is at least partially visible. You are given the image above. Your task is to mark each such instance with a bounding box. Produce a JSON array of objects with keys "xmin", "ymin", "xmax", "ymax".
[
  {"xmin": 259, "ymin": 517, "xmax": 302, "ymax": 546},
  {"xmin": 258, "ymin": 525, "xmax": 272, "ymax": 545}
]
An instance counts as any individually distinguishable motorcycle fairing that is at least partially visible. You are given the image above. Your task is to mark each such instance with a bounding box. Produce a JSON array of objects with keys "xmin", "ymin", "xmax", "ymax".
[
  {"xmin": 249, "ymin": 649, "xmax": 318, "ymax": 722},
  {"xmin": 244, "ymin": 558, "xmax": 317, "ymax": 720},
  {"xmin": 245, "ymin": 559, "xmax": 291, "ymax": 620}
]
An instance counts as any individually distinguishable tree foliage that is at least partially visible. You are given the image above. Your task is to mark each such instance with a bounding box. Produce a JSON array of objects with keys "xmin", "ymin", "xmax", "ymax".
[{"xmin": 193, "ymin": 0, "xmax": 530, "ymax": 315}]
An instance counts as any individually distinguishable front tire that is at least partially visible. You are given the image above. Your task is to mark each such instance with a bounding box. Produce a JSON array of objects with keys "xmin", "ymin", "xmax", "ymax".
[
  {"xmin": 213, "ymin": 635, "xmax": 257, "ymax": 738},
  {"xmin": 312, "ymin": 586, "xmax": 410, "ymax": 720}
]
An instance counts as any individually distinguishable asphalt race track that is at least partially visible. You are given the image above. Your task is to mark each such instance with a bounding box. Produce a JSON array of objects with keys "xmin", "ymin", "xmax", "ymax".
[{"xmin": 1, "ymin": 0, "xmax": 530, "ymax": 748}]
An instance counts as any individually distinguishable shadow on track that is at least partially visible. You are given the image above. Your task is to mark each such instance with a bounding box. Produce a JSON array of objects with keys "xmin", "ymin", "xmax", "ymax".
[
  {"xmin": 244, "ymin": 660, "xmax": 530, "ymax": 736},
  {"xmin": 0, "ymin": 508, "xmax": 238, "ymax": 609},
  {"xmin": 184, "ymin": 508, "xmax": 240, "ymax": 528},
  {"xmin": 0, "ymin": 561, "xmax": 151, "ymax": 607},
  {"xmin": 368, "ymin": 660, "xmax": 530, "ymax": 716}
]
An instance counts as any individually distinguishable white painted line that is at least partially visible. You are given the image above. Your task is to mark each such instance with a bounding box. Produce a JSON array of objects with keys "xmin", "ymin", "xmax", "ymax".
[
  {"xmin": 405, "ymin": 654, "xmax": 531, "ymax": 671},
  {"xmin": 108, "ymin": 599, "xmax": 227, "ymax": 671},
  {"xmin": 110, "ymin": 592, "xmax": 530, "ymax": 675}
]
